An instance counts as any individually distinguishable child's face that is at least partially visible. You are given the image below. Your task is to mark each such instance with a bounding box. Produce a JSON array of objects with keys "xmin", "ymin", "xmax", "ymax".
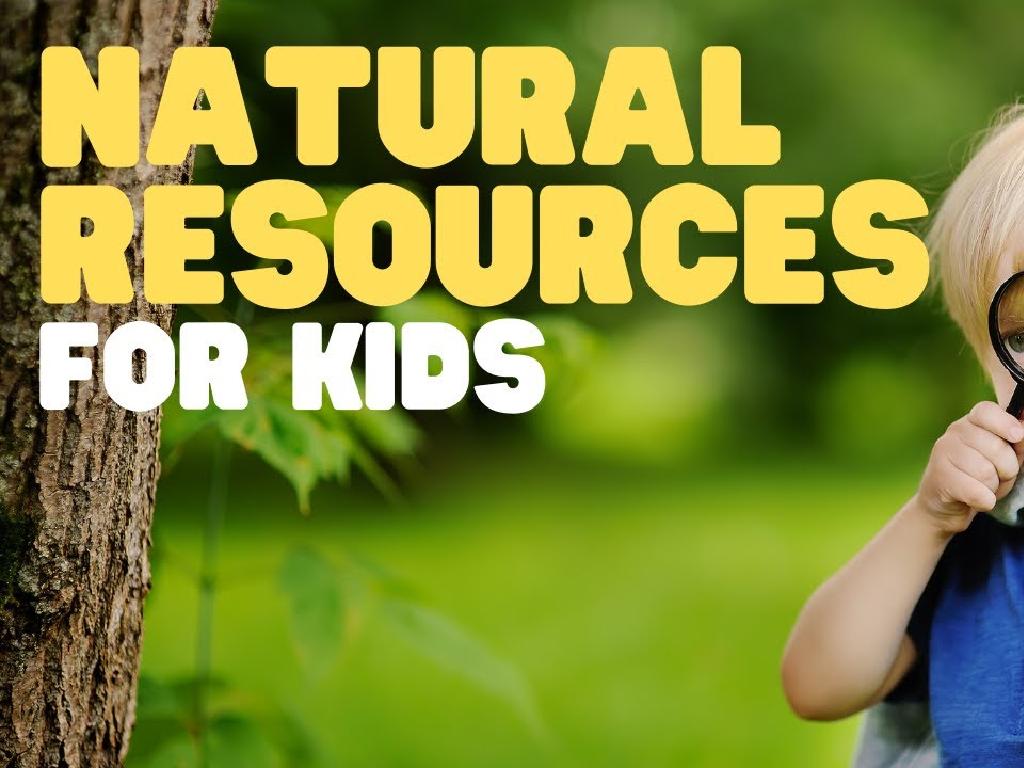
[{"xmin": 990, "ymin": 251, "xmax": 1020, "ymax": 409}]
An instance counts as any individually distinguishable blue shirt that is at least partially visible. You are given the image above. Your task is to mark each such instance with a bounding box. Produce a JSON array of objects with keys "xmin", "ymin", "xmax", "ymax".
[{"xmin": 893, "ymin": 514, "xmax": 1024, "ymax": 765}]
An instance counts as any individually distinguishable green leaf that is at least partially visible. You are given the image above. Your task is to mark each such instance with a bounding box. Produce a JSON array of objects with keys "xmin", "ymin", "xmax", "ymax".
[
  {"xmin": 313, "ymin": 409, "xmax": 417, "ymax": 501},
  {"xmin": 348, "ymin": 552, "xmax": 419, "ymax": 600},
  {"xmin": 256, "ymin": 707, "xmax": 326, "ymax": 768},
  {"xmin": 130, "ymin": 676, "xmax": 323, "ymax": 768},
  {"xmin": 340, "ymin": 408, "xmax": 419, "ymax": 457},
  {"xmin": 217, "ymin": 397, "xmax": 351, "ymax": 512},
  {"xmin": 207, "ymin": 714, "xmax": 280, "ymax": 768},
  {"xmin": 380, "ymin": 599, "xmax": 541, "ymax": 733},
  {"xmin": 135, "ymin": 676, "xmax": 192, "ymax": 721},
  {"xmin": 127, "ymin": 719, "xmax": 192, "ymax": 768},
  {"xmin": 129, "ymin": 676, "xmax": 202, "ymax": 765},
  {"xmin": 277, "ymin": 547, "xmax": 344, "ymax": 678}
]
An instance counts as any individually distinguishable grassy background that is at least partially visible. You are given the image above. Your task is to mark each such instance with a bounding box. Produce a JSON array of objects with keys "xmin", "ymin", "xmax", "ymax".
[{"xmin": 137, "ymin": 447, "xmax": 917, "ymax": 766}]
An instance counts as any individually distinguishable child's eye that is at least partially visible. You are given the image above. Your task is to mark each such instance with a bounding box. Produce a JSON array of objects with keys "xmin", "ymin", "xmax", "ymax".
[{"xmin": 998, "ymin": 325, "xmax": 1024, "ymax": 353}]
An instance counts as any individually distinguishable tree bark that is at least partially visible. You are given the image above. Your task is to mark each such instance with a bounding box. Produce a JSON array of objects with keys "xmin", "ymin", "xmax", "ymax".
[{"xmin": 0, "ymin": 1, "xmax": 216, "ymax": 765}]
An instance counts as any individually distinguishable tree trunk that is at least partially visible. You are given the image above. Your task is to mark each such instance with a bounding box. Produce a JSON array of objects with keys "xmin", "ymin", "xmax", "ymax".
[{"xmin": 0, "ymin": 1, "xmax": 216, "ymax": 765}]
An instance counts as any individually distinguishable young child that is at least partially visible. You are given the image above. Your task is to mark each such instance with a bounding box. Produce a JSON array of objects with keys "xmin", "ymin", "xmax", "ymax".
[{"xmin": 782, "ymin": 107, "xmax": 1024, "ymax": 765}]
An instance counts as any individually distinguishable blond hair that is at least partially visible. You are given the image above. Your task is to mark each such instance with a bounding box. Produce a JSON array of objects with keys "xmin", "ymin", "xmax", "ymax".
[{"xmin": 931, "ymin": 104, "xmax": 1024, "ymax": 359}]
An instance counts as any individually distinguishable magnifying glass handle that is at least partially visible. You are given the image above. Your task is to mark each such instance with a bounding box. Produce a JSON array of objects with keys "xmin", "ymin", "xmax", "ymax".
[{"xmin": 1009, "ymin": 384, "xmax": 1024, "ymax": 420}]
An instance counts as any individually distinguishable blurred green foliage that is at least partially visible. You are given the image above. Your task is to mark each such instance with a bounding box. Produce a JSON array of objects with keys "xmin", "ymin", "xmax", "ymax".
[
  {"xmin": 141, "ymin": 450, "xmax": 915, "ymax": 767},
  {"xmin": 139, "ymin": 0, "xmax": 1024, "ymax": 765},
  {"xmin": 190, "ymin": 0, "xmax": 1024, "ymax": 458},
  {"xmin": 133, "ymin": 524, "xmax": 543, "ymax": 766}
]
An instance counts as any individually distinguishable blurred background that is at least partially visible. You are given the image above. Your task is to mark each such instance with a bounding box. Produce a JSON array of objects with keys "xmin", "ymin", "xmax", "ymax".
[{"xmin": 130, "ymin": 1, "xmax": 1024, "ymax": 765}]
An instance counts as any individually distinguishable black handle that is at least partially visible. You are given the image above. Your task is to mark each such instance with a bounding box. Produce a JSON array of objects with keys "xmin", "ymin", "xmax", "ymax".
[{"xmin": 1009, "ymin": 383, "xmax": 1024, "ymax": 420}]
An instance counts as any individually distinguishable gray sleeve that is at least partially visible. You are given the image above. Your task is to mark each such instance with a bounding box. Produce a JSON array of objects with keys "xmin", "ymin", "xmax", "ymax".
[{"xmin": 851, "ymin": 702, "xmax": 938, "ymax": 768}]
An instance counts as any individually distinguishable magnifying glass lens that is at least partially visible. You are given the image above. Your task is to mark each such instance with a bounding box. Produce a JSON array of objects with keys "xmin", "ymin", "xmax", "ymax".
[
  {"xmin": 995, "ymin": 275, "xmax": 1024, "ymax": 373},
  {"xmin": 990, "ymin": 272, "xmax": 1024, "ymax": 420}
]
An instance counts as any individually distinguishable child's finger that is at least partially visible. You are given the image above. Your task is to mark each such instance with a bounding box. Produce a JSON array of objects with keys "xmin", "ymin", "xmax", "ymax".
[
  {"xmin": 967, "ymin": 402, "xmax": 1024, "ymax": 443},
  {"xmin": 948, "ymin": 466, "xmax": 998, "ymax": 511},
  {"xmin": 959, "ymin": 424, "xmax": 1021, "ymax": 481},
  {"xmin": 948, "ymin": 447, "xmax": 1000, "ymax": 492}
]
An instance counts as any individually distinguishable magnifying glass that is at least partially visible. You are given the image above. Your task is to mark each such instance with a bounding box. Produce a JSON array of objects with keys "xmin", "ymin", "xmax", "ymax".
[{"xmin": 989, "ymin": 270, "xmax": 1024, "ymax": 418}]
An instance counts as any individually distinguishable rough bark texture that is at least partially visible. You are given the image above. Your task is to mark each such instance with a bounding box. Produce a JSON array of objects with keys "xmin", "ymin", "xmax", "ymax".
[{"xmin": 0, "ymin": 1, "xmax": 216, "ymax": 765}]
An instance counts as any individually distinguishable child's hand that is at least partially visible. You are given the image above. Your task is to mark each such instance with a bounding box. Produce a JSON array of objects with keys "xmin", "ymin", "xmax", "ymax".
[{"xmin": 917, "ymin": 402, "xmax": 1024, "ymax": 533}]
